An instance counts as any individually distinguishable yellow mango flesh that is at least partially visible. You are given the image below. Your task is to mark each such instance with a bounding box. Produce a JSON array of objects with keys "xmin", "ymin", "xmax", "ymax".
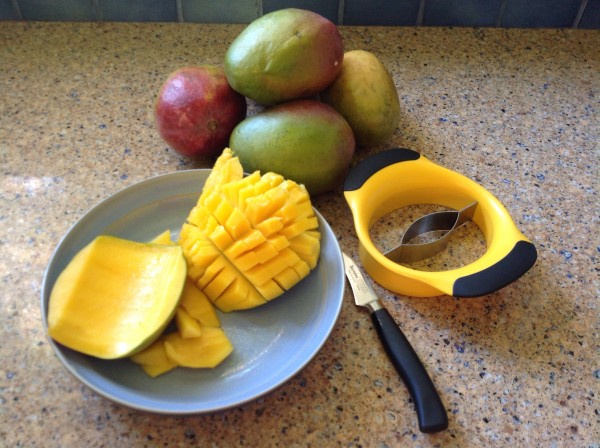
[
  {"xmin": 129, "ymin": 273, "xmax": 231, "ymax": 377},
  {"xmin": 179, "ymin": 148, "xmax": 321, "ymax": 312},
  {"xmin": 164, "ymin": 328, "xmax": 233, "ymax": 368},
  {"xmin": 47, "ymin": 235, "xmax": 186, "ymax": 359},
  {"xmin": 175, "ymin": 308, "xmax": 203, "ymax": 339},
  {"xmin": 130, "ymin": 336, "xmax": 178, "ymax": 377},
  {"xmin": 150, "ymin": 229, "xmax": 174, "ymax": 245},
  {"xmin": 179, "ymin": 279, "xmax": 221, "ymax": 327}
]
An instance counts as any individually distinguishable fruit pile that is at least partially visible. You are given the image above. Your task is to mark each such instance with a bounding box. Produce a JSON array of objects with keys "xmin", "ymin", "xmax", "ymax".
[{"xmin": 155, "ymin": 8, "xmax": 400, "ymax": 195}]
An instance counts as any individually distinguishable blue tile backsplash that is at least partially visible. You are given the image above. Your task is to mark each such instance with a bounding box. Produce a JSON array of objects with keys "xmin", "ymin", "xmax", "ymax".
[
  {"xmin": 422, "ymin": 0, "xmax": 503, "ymax": 27},
  {"xmin": 99, "ymin": 0, "xmax": 178, "ymax": 22},
  {"xmin": 500, "ymin": 0, "xmax": 582, "ymax": 28},
  {"xmin": 1, "ymin": 0, "xmax": 598, "ymax": 28},
  {"xmin": 343, "ymin": 0, "xmax": 421, "ymax": 26},
  {"xmin": 263, "ymin": 0, "xmax": 339, "ymax": 24}
]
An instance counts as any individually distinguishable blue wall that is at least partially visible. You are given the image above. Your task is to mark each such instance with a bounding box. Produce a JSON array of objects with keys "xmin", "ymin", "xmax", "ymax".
[{"xmin": 1, "ymin": 0, "xmax": 599, "ymax": 28}]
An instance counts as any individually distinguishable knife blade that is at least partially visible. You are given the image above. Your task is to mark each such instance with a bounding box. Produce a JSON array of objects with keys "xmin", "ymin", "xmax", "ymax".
[{"xmin": 342, "ymin": 252, "xmax": 448, "ymax": 433}]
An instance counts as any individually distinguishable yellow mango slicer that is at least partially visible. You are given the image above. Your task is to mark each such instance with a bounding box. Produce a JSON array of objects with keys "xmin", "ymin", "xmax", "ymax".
[{"xmin": 343, "ymin": 148, "xmax": 537, "ymax": 297}]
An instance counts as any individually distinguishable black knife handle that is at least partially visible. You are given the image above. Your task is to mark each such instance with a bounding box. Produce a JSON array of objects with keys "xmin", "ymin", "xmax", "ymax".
[{"xmin": 371, "ymin": 308, "xmax": 448, "ymax": 433}]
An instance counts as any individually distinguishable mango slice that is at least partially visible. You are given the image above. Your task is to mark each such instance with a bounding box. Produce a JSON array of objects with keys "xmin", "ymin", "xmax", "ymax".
[
  {"xmin": 47, "ymin": 235, "xmax": 187, "ymax": 359},
  {"xmin": 179, "ymin": 279, "xmax": 221, "ymax": 327},
  {"xmin": 150, "ymin": 229, "xmax": 175, "ymax": 245},
  {"xmin": 130, "ymin": 336, "xmax": 178, "ymax": 378},
  {"xmin": 175, "ymin": 308, "xmax": 203, "ymax": 339},
  {"xmin": 164, "ymin": 328, "xmax": 233, "ymax": 368},
  {"xmin": 179, "ymin": 148, "xmax": 321, "ymax": 312}
]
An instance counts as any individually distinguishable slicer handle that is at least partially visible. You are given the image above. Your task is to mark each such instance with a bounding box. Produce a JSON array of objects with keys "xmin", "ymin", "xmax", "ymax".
[
  {"xmin": 452, "ymin": 240, "xmax": 537, "ymax": 297},
  {"xmin": 371, "ymin": 308, "xmax": 448, "ymax": 433}
]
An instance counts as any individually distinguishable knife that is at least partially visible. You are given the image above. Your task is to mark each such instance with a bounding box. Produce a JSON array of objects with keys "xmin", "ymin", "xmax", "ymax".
[{"xmin": 342, "ymin": 252, "xmax": 448, "ymax": 433}]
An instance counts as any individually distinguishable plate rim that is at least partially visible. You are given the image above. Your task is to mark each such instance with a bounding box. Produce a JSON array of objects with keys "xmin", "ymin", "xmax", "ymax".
[{"xmin": 40, "ymin": 169, "xmax": 345, "ymax": 414}]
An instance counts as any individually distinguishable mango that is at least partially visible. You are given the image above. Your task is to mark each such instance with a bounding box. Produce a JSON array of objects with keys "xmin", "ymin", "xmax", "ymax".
[
  {"xmin": 224, "ymin": 8, "xmax": 344, "ymax": 105},
  {"xmin": 150, "ymin": 229, "xmax": 175, "ymax": 245},
  {"xmin": 130, "ymin": 275, "xmax": 230, "ymax": 377},
  {"xmin": 178, "ymin": 279, "xmax": 221, "ymax": 327},
  {"xmin": 164, "ymin": 329, "xmax": 233, "ymax": 368},
  {"xmin": 130, "ymin": 336, "xmax": 178, "ymax": 378},
  {"xmin": 155, "ymin": 65, "xmax": 247, "ymax": 158},
  {"xmin": 229, "ymin": 100, "xmax": 355, "ymax": 195},
  {"xmin": 47, "ymin": 235, "xmax": 186, "ymax": 359},
  {"xmin": 175, "ymin": 307, "xmax": 204, "ymax": 339},
  {"xmin": 321, "ymin": 50, "xmax": 400, "ymax": 147},
  {"xmin": 179, "ymin": 148, "xmax": 321, "ymax": 312}
]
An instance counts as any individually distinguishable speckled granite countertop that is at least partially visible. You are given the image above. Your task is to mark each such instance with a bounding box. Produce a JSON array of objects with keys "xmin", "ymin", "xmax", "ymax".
[{"xmin": 1, "ymin": 22, "xmax": 598, "ymax": 447}]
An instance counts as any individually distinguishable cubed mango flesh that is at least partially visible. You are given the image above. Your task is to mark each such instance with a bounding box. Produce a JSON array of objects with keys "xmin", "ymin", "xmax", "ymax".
[{"xmin": 179, "ymin": 148, "xmax": 320, "ymax": 312}]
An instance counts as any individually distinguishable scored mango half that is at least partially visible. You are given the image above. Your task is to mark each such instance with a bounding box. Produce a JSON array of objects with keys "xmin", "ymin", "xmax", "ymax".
[{"xmin": 179, "ymin": 148, "xmax": 321, "ymax": 312}]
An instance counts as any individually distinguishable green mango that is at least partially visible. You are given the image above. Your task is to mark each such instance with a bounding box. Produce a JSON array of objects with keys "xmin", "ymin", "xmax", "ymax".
[
  {"xmin": 224, "ymin": 8, "xmax": 344, "ymax": 105},
  {"xmin": 229, "ymin": 100, "xmax": 355, "ymax": 195}
]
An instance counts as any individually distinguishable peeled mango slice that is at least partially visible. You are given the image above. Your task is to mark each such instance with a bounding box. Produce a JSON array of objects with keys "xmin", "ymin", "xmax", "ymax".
[
  {"xmin": 175, "ymin": 307, "xmax": 204, "ymax": 339},
  {"xmin": 179, "ymin": 278, "xmax": 221, "ymax": 327},
  {"xmin": 179, "ymin": 148, "xmax": 321, "ymax": 312},
  {"xmin": 130, "ymin": 336, "xmax": 178, "ymax": 377},
  {"xmin": 47, "ymin": 235, "xmax": 187, "ymax": 359},
  {"xmin": 164, "ymin": 328, "xmax": 233, "ymax": 368}
]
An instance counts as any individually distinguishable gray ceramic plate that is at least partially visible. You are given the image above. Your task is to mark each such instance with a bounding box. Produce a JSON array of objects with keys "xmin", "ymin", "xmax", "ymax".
[{"xmin": 41, "ymin": 169, "xmax": 345, "ymax": 414}]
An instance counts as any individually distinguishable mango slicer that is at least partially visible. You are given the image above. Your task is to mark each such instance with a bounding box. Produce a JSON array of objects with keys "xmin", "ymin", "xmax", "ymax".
[{"xmin": 343, "ymin": 148, "xmax": 537, "ymax": 297}]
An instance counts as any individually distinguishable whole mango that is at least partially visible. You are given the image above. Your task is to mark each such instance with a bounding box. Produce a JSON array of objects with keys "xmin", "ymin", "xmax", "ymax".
[
  {"xmin": 229, "ymin": 100, "xmax": 355, "ymax": 195},
  {"xmin": 224, "ymin": 8, "xmax": 344, "ymax": 105},
  {"xmin": 155, "ymin": 66, "xmax": 247, "ymax": 158},
  {"xmin": 321, "ymin": 50, "xmax": 400, "ymax": 147}
]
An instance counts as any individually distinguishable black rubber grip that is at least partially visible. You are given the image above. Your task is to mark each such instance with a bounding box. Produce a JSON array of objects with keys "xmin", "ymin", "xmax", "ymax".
[
  {"xmin": 344, "ymin": 148, "xmax": 421, "ymax": 191},
  {"xmin": 453, "ymin": 240, "xmax": 537, "ymax": 297}
]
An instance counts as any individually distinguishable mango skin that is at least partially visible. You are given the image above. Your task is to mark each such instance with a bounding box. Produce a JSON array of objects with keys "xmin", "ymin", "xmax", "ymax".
[
  {"xmin": 229, "ymin": 100, "xmax": 355, "ymax": 195},
  {"xmin": 224, "ymin": 8, "xmax": 344, "ymax": 105},
  {"xmin": 321, "ymin": 50, "xmax": 400, "ymax": 147}
]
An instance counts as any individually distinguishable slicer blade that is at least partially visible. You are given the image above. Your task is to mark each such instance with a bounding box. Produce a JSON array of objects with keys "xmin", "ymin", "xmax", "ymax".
[{"xmin": 385, "ymin": 202, "xmax": 478, "ymax": 263}]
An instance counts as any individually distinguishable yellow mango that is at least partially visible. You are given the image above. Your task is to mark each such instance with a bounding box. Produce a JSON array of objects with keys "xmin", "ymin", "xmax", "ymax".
[
  {"xmin": 209, "ymin": 225, "xmax": 235, "ymax": 251},
  {"xmin": 175, "ymin": 308, "xmax": 203, "ymax": 339},
  {"xmin": 200, "ymin": 148, "xmax": 244, "ymax": 199},
  {"xmin": 196, "ymin": 256, "xmax": 227, "ymax": 290},
  {"xmin": 179, "ymin": 279, "xmax": 221, "ymax": 327},
  {"xmin": 204, "ymin": 264, "xmax": 237, "ymax": 299},
  {"xmin": 164, "ymin": 328, "xmax": 233, "ymax": 368},
  {"xmin": 222, "ymin": 171, "xmax": 261, "ymax": 207},
  {"xmin": 150, "ymin": 229, "xmax": 175, "ymax": 245},
  {"xmin": 245, "ymin": 248, "xmax": 300, "ymax": 286},
  {"xmin": 254, "ymin": 216, "xmax": 284, "ymax": 237},
  {"xmin": 179, "ymin": 148, "xmax": 320, "ymax": 312},
  {"xmin": 255, "ymin": 279, "xmax": 284, "ymax": 301},
  {"xmin": 291, "ymin": 259, "xmax": 311, "ymax": 278},
  {"xmin": 289, "ymin": 231, "xmax": 321, "ymax": 268},
  {"xmin": 224, "ymin": 207, "xmax": 251, "ymax": 240},
  {"xmin": 130, "ymin": 336, "xmax": 178, "ymax": 377},
  {"xmin": 217, "ymin": 278, "xmax": 266, "ymax": 312},
  {"xmin": 280, "ymin": 216, "xmax": 319, "ymax": 240},
  {"xmin": 47, "ymin": 235, "xmax": 186, "ymax": 359},
  {"xmin": 273, "ymin": 267, "xmax": 302, "ymax": 290}
]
